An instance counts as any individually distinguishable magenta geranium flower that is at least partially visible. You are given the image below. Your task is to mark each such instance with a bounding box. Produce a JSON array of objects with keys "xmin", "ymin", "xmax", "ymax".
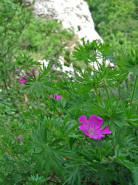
[
  {"xmin": 32, "ymin": 68, "xmax": 35, "ymax": 73},
  {"xmin": 50, "ymin": 94, "xmax": 61, "ymax": 100},
  {"xmin": 17, "ymin": 135, "xmax": 23, "ymax": 140},
  {"xmin": 23, "ymin": 75, "xmax": 29, "ymax": 79},
  {"xmin": 78, "ymin": 115, "xmax": 112, "ymax": 140},
  {"xmin": 27, "ymin": 72, "xmax": 34, "ymax": 77},
  {"xmin": 19, "ymin": 69, "xmax": 34, "ymax": 84},
  {"xmin": 19, "ymin": 78, "xmax": 26, "ymax": 84}
]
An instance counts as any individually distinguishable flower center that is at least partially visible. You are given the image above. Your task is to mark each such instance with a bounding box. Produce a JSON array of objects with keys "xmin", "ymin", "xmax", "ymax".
[{"xmin": 88, "ymin": 127, "xmax": 94, "ymax": 136}]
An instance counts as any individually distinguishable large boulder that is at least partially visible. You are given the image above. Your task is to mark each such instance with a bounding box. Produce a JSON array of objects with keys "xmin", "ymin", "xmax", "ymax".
[
  {"xmin": 23, "ymin": 0, "xmax": 102, "ymax": 42},
  {"xmin": 23, "ymin": 0, "xmax": 109, "ymax": 75}
]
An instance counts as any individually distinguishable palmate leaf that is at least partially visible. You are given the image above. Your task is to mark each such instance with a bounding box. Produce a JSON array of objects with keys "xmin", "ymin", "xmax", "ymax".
[
  {"xmin": 25, "ymin": 174, "xmax": 45, "ymax": 185},
  {"xmin": 24, "ymin": 80, "xmax": 48, "ymax": 98},
  {"xmin": 93, "ymin": 163, "xmax": 119, "ymax": 185},
  {"xmin": 92, "ymin": 64, "xmax": 127, "ymax": 88},
  {"xmin": 126, "ymin": 108, "xmax": 138, "ymax": 126},
  {"xmin": 63, "ymin": 166, "xmax": 81, "ymax": 185},
  {"xmin": 62, "ymin": 151, "xmax": 96, "ymax": 185},
  {"xmin": 117, "ymin": 158, "xmax": 135, "ymax": 171},
  {"xmin": 15, "ymin": 54, "xmax": 39, "ymax": 69},
  {"xmin": 116, "ymin": 48, "xmax": 138, "ymax": 75},
  {"xmin": 72, "ymin": 39, "xmax": 97, "ymax": 62},
  {"xmin": 33, "ymin": 145, "xmax": 63, "ymax": 178},
  {"xmin": 72, "ymin": 39, "xmax": 104, "ymax": 64},
  {"xmin": 23, "ymin": 67, "xmax": 56, "ymax": 98},
  {"xmin": 31, "ymin": 122, "xmax": 63, "ymax": 178},
  {"xmin": 132, "ymin": 167, "xmax": 138, "ymax": 185},
  {"xmin": 72, "ymin": 39, "xmax": 113, "ymax": 68}
]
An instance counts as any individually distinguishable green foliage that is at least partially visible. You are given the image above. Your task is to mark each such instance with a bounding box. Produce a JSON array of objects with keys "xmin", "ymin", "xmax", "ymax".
[
  {"xmin": 0, "ymin": 0, "xmax": 74, "ymax": 90},
  {"xmin": 21, "ymin": 18, "xmax": 73, "ymax": 60},
  {"xmin": 87, "ymin": 0, "xmax": 138, "ymax": 56},
  {"xmin": 0, "ymin": 39, "xmax": 137, "ymax": 184},
  {"xmin": 0, "ymin": 0, "xmax": 32, "ymax": 89},
  {"xmin": 24, "ymin": 174, "xmax": 46, "ymax": 185}
]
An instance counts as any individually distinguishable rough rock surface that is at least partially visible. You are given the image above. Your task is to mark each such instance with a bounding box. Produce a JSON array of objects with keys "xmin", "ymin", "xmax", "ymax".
[{"xmin": 23, "ymin": 0, "xmax": 102, "ymax": 42}]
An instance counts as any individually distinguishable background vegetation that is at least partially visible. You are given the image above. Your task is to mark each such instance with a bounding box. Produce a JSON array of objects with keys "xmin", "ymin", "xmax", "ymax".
[
  {"xmin": 87, "ymin": 0, "xmax": 138, "ymax": 46},
  {"xmin": 87, "ymin": 0, "xmax": 138, "ymax": 61}
]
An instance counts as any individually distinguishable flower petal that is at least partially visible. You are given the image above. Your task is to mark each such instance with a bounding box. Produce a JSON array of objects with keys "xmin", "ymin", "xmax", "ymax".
[
  {"xmin": 56, "ymin": 94, "xmax": 61, "ymax": 100},
  {"xmin": 27, "ymin": 72, "xmax": 34, "ymax": 77},
  {"xmin": 23, "ymin": 75, "xmax": 29, "ymax": 79},
  {"xmin": 78, "ymin": 115, "xmax": 87, "ymax": 124},
  {"xmin": 99, "ymin": 126, "xmax": 112, "ymax": 134},
  {"xmin": 78, "ymin": 123, "xmax": 89, "ymax": 132},
  {"xmin": 88, "ymin": 115, "xmax": 103, "ymax": 129},
  {"xmin": 19, "ymin": 78, "xmax": 26, "ymax": 84},
  {"xmin": 17, "ymin": 135, "xmax": 23, "ymax": 140}
]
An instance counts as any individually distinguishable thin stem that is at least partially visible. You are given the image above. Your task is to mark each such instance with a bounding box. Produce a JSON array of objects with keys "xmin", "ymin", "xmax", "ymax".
[
  {"xmin": 130, "ymin": 75, "xmax": 137, "ymax": 103},
  {"xmin": 118, "ymin": 84, "xmax": 121, "ymax": 99},
  {"xmin": 3, "ymin": 79, "xmax": 8, "ymax": 91},
  {"xmin": 104, "ymin": 79, "xmax": 110, "ymax": 99}
]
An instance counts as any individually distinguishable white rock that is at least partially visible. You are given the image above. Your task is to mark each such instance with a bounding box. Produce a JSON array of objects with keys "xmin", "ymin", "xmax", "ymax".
[
  {"xmin": 23, "ymin": 0, "xmax": 113, "ymax": 75},
  {"xmin": 38, "ymin": 59, "xmax": 49, "ymax": 68},
  {"xmin": 24, "ymin": 0, "xmax": 102, "ymax": 42},
  {"xmin": 38, "ymin": 58, "xmax": 74, "ymax": 77}
]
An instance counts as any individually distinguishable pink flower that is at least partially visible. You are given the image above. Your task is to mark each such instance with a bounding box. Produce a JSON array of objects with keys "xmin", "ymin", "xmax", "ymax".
[
  {"xmin": 78, "ymin": 115, "xmax": 112, "ymax": 140},
  {"xmin": 19, "ymin": 78, "xmax": 26, "ymax": 84},
  {"xmin": 50, "ymin": 94, "xmax": 61, "ymax": 100},
  {"xmin": 56, "ymin": 94, "xmax": 61, "ymax": 100},
  {"xmin": 23, "ymin": 75, "xmax": 29, "ymax": 79},
  {"xmin": 17, "ymin": 135, "xmax": 23, "ymax": 140},
  {"xmin": 32, "ymin": 68, "xmax": 35, "ymax": 73},
  {"xmin": 19, "ymin": 70, "xmax": 34, "ymax": 84},
  {"xmin": 27, "ymin": 72, "xmax": 33, "ymax": 77}
]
